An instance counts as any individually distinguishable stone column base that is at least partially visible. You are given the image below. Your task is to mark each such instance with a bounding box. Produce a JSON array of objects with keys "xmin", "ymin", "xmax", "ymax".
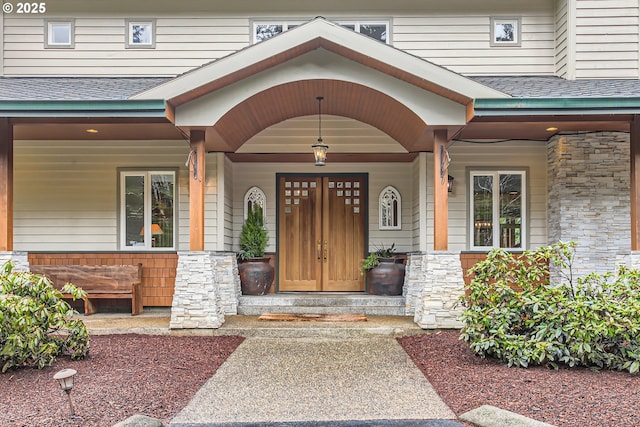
[
  {"xmin": 0, "ymin": 251, "xmax": 29, "ymax": 272},
  {"xmin": 412, "ymin": 251, "xmax": 465, "ymax": 329},
  {"xmin": 170, "ymin": 251, "xmax": 227, "ymax": 329}
]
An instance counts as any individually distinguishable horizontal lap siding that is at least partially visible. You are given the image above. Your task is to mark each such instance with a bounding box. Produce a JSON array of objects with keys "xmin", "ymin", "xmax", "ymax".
[
  {"xmin": 3, "ymin": 16, "xmax": 249, "ymax": 76},
  {"xmin": 393, "ymin": 14, "xmax": 556, "ymax": 75},
  {"xmin": 574, "ymin": 0, "xmax": 639, "ymax": 79},
  {"xmin": 14, "ymin": 140, "xmax": 190, "ymax": 251},
  {"xmin": 447, "ymin": 141, "xmax": 548, "ymax": 251},
  {"xmin": 28, "ymin": 252, "xmax": 178, "ymax": 306}
]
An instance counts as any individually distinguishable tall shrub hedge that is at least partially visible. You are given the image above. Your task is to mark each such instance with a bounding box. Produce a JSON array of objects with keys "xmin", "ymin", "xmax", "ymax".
[
  {"xmin": 460, "ymin": 241, "xmax": 640, "ymax": 373},
  {"xmin": 0, "ymin": 262, "xmax": 89, "ymax": 372}
]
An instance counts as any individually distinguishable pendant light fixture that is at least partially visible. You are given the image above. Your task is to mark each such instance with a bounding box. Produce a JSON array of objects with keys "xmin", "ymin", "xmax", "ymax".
[{"xmin": 312, "ymin": 96, "xmax": 328, "ymax": 166}]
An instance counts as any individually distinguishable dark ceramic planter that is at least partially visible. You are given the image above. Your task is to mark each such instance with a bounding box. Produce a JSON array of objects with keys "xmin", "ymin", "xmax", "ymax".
[
  {"xmin": 366, "ymin": 257, "xmax": 405, "ymax": 296},
  {"xmin": 238, "ymin": 257, "xmax": 274, "ymax": 295}
]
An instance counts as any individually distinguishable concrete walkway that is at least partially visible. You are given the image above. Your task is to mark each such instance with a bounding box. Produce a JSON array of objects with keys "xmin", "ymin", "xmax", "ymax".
[
  {"xmin": 169, "ymin": 336, "xmax": 460, "ymax": 426},
  {"xmin": 85, "ymin": 311, "xmax": 553, "ymax": 427}
]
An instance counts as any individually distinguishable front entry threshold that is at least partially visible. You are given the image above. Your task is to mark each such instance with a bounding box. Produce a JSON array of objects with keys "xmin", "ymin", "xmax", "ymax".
[{"xmin": 238, "ymin": 293, "xmax": 406, "ymax": 316}]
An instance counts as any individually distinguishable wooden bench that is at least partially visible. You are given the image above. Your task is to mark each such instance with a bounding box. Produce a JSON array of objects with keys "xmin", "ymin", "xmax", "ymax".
[{"xmin": 30, "ymin": 264, "xmax": 143, "ymax": 316}]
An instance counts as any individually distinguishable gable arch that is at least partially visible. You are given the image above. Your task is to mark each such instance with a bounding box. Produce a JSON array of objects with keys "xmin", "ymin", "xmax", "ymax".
[{"xmin": 213, "ymin": 79, "xmax": 427, "ymax": 152}]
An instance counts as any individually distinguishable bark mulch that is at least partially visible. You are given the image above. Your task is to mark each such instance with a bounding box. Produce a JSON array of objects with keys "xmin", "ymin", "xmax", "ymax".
[
  {"xmin": 398, "ymin": 331, "xmax": 639, "ymax": 427},
  {"xmin": 0, "ymin": 334, "xmax": 244, "ymax": 427}
]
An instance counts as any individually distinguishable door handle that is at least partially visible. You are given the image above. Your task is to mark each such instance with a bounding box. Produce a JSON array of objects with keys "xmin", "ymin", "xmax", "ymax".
[
  {"xmin": 323, "ymin": 240, "xmax": 328, "ymax": 261},
  {"xmin": 317, "ymin": 240, "xmax": 322, "ymax": 260}
]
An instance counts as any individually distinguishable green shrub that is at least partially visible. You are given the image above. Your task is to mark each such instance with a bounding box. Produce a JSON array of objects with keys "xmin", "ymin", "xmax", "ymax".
[
  {"xmin": 238, "ymin": 205, "xmax": 269, "ymax": 261},
  {"xmin": 460, "ymin": 241, "xmax": 640, "ymax": 373},
  {"xmin": 0, "ymin": 262, "xmax": 90, "ymax": 372}
]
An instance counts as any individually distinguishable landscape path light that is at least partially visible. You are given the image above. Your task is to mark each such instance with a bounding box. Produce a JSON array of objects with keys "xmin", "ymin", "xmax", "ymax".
[{"xmin": 53, "ymin": 368, "xmax": 77, "ymax": 416}]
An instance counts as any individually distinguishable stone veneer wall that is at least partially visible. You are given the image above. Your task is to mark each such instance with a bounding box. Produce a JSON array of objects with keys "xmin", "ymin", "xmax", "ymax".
[
  {"xmin": 0, "ymin": 251, "xmax": 29, "ymax": 272},
  {"xmin": 403, "ymin": 252, "xmax": 424, "ymax": 315},
  {"xmin": 216, "ymin": 252, "xmax": 241, "ymax": 314},
  {"xmin": 170, "ymin": 251, "xmax": 240, "ymax": 329},
  {"xmin": 547, "ymin": 132, "xmax": 630, "ymax": 278},
  {"xmin": 411, "ymin": 251, "xmax": 465, "ymax": 329}
]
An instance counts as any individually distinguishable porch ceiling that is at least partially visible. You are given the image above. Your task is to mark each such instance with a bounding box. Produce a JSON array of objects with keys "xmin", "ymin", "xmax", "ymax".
[{"xmin": 204, "ymin": 80, "xmax": 445, "ymax": 153}]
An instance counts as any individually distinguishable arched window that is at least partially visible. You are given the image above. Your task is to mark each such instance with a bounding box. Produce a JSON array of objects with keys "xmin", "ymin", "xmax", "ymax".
[
  {"xmin": 244, "ymin": 186, "xmax": 266, "ymax": 220},
  {"xmin": 379, "ymin": 186, "xmax": 401, "ymax": 230}
]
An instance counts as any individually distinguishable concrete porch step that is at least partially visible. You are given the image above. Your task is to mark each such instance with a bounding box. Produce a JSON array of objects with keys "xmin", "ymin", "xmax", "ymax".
[
  {"xmin": 238, "ymin": 293, "xmax": 406, "ymax": 316},
  {"xmin": 212, "ymin": 315, "xmax": 423, "ymax": 338}
]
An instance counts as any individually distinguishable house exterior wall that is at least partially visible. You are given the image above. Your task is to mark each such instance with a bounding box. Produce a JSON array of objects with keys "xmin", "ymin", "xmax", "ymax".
[
  {"xmin": 5, "ymin": 0, "xmax": 640, "ymax": 79},
  {"xmin": 547, "ymin": 132, "xmax": 631, "ymax": 277},
  {"xmin": 447, "ymin": 140, "xmax": 548, "ymax": 251},
  {"xmin": 0, "ymin": 0, "xmax": 559, "ymax": 77},
  {"xmin": 1, "ymin": 15, "xmax": 249, "ymax": 76},
  {"xmin": 13, "ymin": 140, "xmax": 191, "ymax": 251},
  {"xmin": 203, "ymin": 152, "xmax": 220, "ymax": 250},
  {"xmin": 393, "ymin": 12, "xmax": 556, "ymax": 76},
  {"xmin": 574, "ymin": 0, "xmax": 640, "ymax": 79}
]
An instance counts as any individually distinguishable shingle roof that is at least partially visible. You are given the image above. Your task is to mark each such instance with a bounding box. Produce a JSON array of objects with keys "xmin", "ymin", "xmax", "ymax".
[
  {"xmin": 2, "ymin": 75, "xmax": 640, "ymax": 101},
  {"xmin": 0, "ymin": 77, "xmax": 171, "ymax": 101},
  {"xmin": 470, "ymin": 76, "xmax": 640, "ymax": 98}
]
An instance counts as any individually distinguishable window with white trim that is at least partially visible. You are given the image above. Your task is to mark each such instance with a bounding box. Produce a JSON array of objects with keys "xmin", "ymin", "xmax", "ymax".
[
  {"xmin": 45, "ymin": 19, "xmax": 74, "ymax": 48},
  {"xmin": 244, "ymin": 186, "xmax": 266, "ymax": 220},
  {"xmin": 253, "ymin": 19, "xmax": 389, "ymax": 43},
  {"xmin": 379, "ymin": 186, "xmax": 401, "ymax": 230},
  {"xmin": 126, "ymin": 19, "xmax": 156, "ymax": 48},
  {"xmin": 490, "ymin": 17, "xmax": 521, "ymax": 47},
  {"xmin": 470, "ymin": 171, "xmax": 526, "ymax": 250},
  {"xmin": 120, "ymin": 170, "xmax": 175, "ymax": 250}
]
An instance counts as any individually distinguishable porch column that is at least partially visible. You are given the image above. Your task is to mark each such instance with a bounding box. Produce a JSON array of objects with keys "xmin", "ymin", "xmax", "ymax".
[
  {"xmin": 0, "ymin": 118, "xmax": 13, "ymax": 251},
  {"xmin": 189, "ymin": 130, "xmax": 206, "ymax": 251},
  {"xmin": 433, "ymin": 130, "xmax": 449, "ymax": 250},
  {"xmin": 631, "ymin": 117, "xmax": 640, "ymax": 251}
]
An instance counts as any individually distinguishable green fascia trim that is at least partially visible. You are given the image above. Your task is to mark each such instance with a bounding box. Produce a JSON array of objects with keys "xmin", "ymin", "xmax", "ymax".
[
  {"xmin": 474, "ymin": 97, "xmax": 640, "ymax": 116},
  {"xmin": 0, "ymin": 100, "xmax": 167, "ymax": 117}
]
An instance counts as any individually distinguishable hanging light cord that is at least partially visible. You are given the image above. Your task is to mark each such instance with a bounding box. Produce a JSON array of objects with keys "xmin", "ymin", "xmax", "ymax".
[{"xmin": 317, "ymin": 96, "xmax": 324, "ymax": 143}]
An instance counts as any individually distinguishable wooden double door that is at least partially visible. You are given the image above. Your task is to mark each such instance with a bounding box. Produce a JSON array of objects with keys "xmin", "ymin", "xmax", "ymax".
[{"xmin": 278, "ymin": 174, "xmax": 366, "ymax": 292}]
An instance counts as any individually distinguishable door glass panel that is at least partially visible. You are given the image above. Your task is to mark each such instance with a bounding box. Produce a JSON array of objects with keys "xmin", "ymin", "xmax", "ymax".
[
  {"xmin": 473, "ymin": 175, "xmax": 493, "ymax": 247},
  {"xmin": 125, "ymin": 175, "xmax": 145, "ymax": 247},
  {"xmin": 499, "ymin": 174, "xmax": 522, "ymax": 248}
]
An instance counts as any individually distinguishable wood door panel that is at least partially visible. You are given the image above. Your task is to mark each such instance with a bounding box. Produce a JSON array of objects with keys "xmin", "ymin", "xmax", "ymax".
[
  {"xmin": 278, "ymin": 175, "xmax": 365, "ymax": 292},
  {"xmin": 324, "ymin": 176, "xmax": 365, "ymax": 291},
  {"xmin": 278, "ymin": 177, "xmax": 321, "ymax": 291}
]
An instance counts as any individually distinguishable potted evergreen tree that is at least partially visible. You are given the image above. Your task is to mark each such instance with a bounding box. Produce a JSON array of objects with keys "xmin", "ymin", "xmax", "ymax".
[{"xmin": 238, "ymin": 205, "xmax": 274, "ymax": 295}]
